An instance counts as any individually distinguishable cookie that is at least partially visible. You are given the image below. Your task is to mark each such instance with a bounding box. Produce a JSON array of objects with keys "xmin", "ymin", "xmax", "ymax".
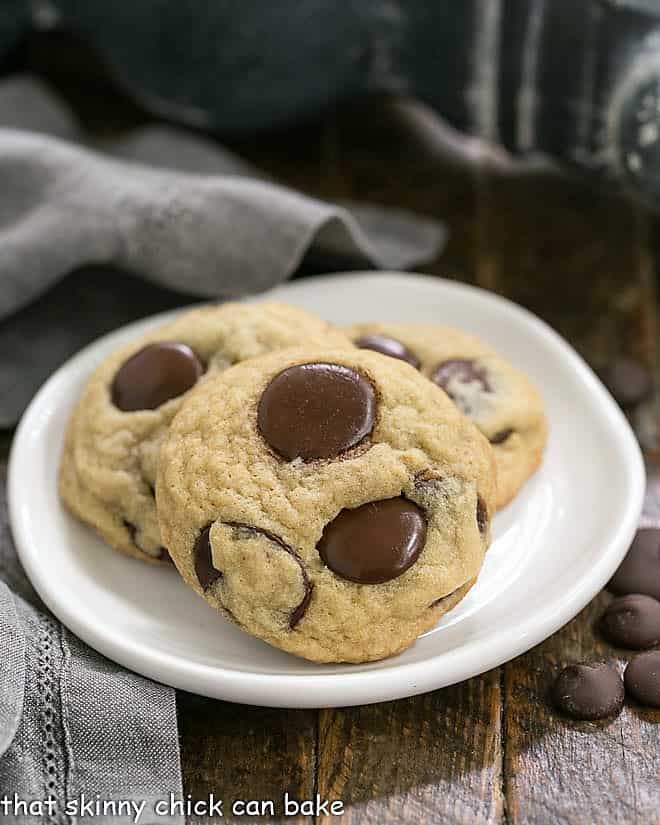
[
  {"xmin": 157, "ymin": 347, "xmax": 496, "ymax": 663},
  {"xmin": 59, "ymin": 302, "xmax": 351, "ymax": 564},
  {"xmin": 348, "ymin": 323, "xmax": 547, "ymax": 508}
]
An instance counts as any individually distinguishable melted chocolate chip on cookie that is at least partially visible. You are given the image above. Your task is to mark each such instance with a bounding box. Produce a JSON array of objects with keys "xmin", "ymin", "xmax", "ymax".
[
  {"xmin": 318, "ymin": 497, "xmax": 427, "ymax": 584},
  {"xmin": 608, "ymin": 529, "xmax": 660, "ymax": 601},
  {"xmin": 226, "ymin": 522, "xmax": 313, "ymax": 628},
  {"xmin": 476, "ymin": 497, "xmax": 488, "ymax": 534},
  {"xmin": 194, "ymin": 525, "xmax": 221, "ymax": 589},
  {"xmin": 489, "ymin": 428, "xmax": 513, "ymax": 445},
  {"xmin": 111, "ymin": 342, "xmax": 204, "ymax": 412},
  {"xmin": 431, "ymin": 358, "xmax": 491, "ymax": 399},
  {"xmin": 289, "ymin": 582, "xmax": 314, "ymax": 629},
  {"xmin": 257, "ymin": 362, "xmax": 376, "ymax": 461},
  {"xmin": 353, "ymin": 334, "xmax": 420, "ymax": 369},
  {"xmin": 553, "ymin": 662, "xmax": 624, "ymax": 720},
  {"xmin": 123, "ymin": 519, "xmax": 138, "ymax": 543},
  {"xmin": 624, "ymin": 651, "xmax": 660, "ymax": 708}
]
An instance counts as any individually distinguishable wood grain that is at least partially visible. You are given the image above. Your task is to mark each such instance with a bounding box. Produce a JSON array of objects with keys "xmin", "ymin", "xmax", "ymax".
[
  {"xmin": 329, "ymin": 96, "xmax": 481, "ymax": 281},
  {"xmin": 504, "ymin": 596, "xmax": 660, "ymax": 825},
  {"xmin": 480, "ymin": 162, "xmax": 660, "ymax": 824},
  {"xmin": 317, "ymin": 671, "xmax": 503, "ymax": 825},
  {"xmin": 178, "ymin": 695, "xmax": 316, "ymax": 825}
]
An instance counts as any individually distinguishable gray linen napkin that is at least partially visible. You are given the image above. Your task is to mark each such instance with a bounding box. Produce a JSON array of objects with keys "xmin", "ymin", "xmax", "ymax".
[
  {"xmin": 0, "ymin": 465, "xmax": 184, "ymax": 824},
  {"xmin": 0, "ymin": 75, "xmax": 446, "ymax": 426}
]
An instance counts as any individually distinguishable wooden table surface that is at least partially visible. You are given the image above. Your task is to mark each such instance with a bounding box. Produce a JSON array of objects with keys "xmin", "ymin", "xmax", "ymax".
[{"xmin": 7, "ymin": 34, "xmax": 660, "ymax": 824}]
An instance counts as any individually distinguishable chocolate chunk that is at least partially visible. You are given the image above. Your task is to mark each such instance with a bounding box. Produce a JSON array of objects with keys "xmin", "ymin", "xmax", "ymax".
[
  {"xmin": 489, "ymin": 428, "xmax": 513, "ymax": 445},
  {"xmin": 317, "ymin": 497, "xmax": 427, "ymax": 584},
  {"xmin": 608, "ymin": 529, "xmax": 660, "ymax": 601},
  {"xmin": 111, "ymin": 342, "xmax": 203, "ymax": 412},
  {"xmin": 553, "ymin": 662, "xmax": 624, "ymax": 720},
  {"xmin": 194, "ymin": 525, "xmax": 221, "ymax": 589},
  {"xmin": 432, "ymin": 358, "xmax": 490, "ymax": 394},
  {"xmin": 257, "ymin": 362, "xmax": 376, "ymax": 461},
  {"xmin": 624, "ymin": 651, "xmax": 660, "ymax": 708},
  {"xmin": 601, "ymin": 357, "xmax": 653, "ymax": 408},
  {"xmin": 353, "ymin": 334, "xmax": 420, "ymax": 369},
  {"xmin": 431, "ymin": 359, "xmax": 491, "ymax": 412},
  {"xmin": 476, "ymin": 496, "xmax": 488, "ymax": 534},
  {"xmin": 599, "ymin": 594, "xmax": 660, "ymax": 650}
]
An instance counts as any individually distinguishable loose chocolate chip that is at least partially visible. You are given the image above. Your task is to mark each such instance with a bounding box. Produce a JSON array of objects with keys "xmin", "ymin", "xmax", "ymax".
[
  {"xmin": 553, "ymin": 662, "xmax": 624, "ymax": 720},
  {"xmin": 353, "ymin": 334, "xmax": 420, "ymax": 369},
  {"xmin": 431, "ymin": 358, "xmax": 491, "ymax": 400},
  {"xmin": 111, "ymin": 342, "xmax": 203, "ymax": 412},
  {"xmin": 476, "ymin": 497, "xmax": 488, "ymax": 534},
  {"xmin": 489, "ymin": 428, "xmax": 513, "ymax": 445},
  {"xmin": 624, "ymin": 651, "xmax": 660, "ymax": 707},
  {"xmin": 599, "ymin": 594, "xmax": 660, "ymax": 650},
  {"xmin": 608, "ymin": 529, "xmax": 660, "ymax": 601},
  {"xmin": 601, "ymin": 357, "xmax": 653, "ymax": 408},
  {"xmin": 257, "ymin": 362, "xmax": 376, "ymax": 461},
  {"xmin": 194, "ymin": 525, "xmax": 221, "ymax": 589},
  {"xmin": 318, "ymin": 497, "xmax": 427, "ymax": 584}
]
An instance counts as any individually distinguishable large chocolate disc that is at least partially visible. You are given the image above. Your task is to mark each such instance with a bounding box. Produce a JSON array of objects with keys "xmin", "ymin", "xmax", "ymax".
[
  {"xmin": 257, "ymin": 362, "xmax": 376, "ymax": 461},
  {"xmin": 112, "ymin": 342, "xmax": 203, "ymax": 411},
  {"xmin": 317, "ymin": 497, "xmax": 427, "ymax": 584}
]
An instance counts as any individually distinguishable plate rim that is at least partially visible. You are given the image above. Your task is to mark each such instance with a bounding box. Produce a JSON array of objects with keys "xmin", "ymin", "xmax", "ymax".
[{"xmin": 8, "ymin": 272, "xmax": 645, "ymax": 708}]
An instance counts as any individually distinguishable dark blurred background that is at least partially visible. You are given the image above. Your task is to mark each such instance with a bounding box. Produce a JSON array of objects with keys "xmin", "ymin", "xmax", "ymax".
[{"xmin": 2, "ymin": 1, "xmax": 660, "ymax": 449}]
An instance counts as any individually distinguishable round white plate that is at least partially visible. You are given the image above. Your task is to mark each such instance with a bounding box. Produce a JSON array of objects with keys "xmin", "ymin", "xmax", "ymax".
[{"xmin": 9, "ymin": 273, "xmax": 644, "ymax": 708}]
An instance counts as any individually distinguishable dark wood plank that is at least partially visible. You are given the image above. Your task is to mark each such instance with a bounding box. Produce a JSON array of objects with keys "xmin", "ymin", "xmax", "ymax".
[
  {"xmin": 316, "ymin": 671, "xmax": 503, "ymax": 825},
  {"xmin": 178, "ymin": 695, "xmax": 316, "ymax": 825},
  {"xmin": 329, "ymin": 97, "xmax": 481, "ymax": 281},
  {"xmin": 477, "ymin": 162, "xmax": 656, "ymax": 369},
  {"xmin": 479, "ymin": 164, "xmax": 660, "ymax": 823},
  {"xmin": 504, "ymin": 596, "xmax": 660, "ymax": 825}
]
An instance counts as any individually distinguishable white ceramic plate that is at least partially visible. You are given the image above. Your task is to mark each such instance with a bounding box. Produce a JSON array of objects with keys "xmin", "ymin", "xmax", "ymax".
[{"xmin": 9, "ymin": 273, "xmax": 644, "ymax": 708}]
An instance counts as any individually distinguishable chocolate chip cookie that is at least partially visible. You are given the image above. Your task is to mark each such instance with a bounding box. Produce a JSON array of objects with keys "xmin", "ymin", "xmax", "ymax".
[
  {"xmin": 59, "ymin": 303, "xmax": 351, "ymax": 564},
  {"xmin": 157, "ymin": 347, "xmax": 496, "ymax": 663},
  {"xmin": 348, "ymin": 323, "xmax": 547, "ymax": 507}
]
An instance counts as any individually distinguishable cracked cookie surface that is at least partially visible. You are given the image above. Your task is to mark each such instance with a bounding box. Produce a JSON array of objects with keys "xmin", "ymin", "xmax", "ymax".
[
  {"xmin": 348, "ymin": 323, "xmax": 547, "ymax": 508},
  {"xmin": 59, "ymin": 302, "xmax": 351, "ymax": 563},
  {"xmin": 157, "ymin": 347, "xmax": 496, "ymax": 663}
]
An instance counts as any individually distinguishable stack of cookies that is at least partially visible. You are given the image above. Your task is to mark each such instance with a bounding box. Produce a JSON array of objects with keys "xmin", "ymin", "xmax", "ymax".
[{"xmin": 60, "ymin": 301, "xmax": 546, "ymax": 663}]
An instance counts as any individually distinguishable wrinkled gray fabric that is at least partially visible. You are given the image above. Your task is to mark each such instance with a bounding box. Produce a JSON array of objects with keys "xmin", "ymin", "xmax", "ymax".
[
  {"xmin": 0, "ymin": 464, "xmax": 184, "ymax": 824},
  {"xmin": 0, "ymin": 75, "xmax": 446, "ymax": 425}
]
